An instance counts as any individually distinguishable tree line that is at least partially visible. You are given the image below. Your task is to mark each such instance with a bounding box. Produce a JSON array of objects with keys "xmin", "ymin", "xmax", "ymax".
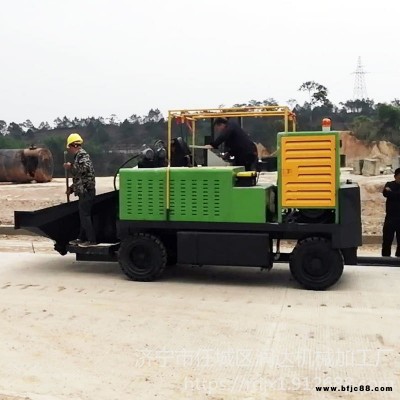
[{"xmin": 1, "ymin": 82, "xmax": 399, "ymax": 177}]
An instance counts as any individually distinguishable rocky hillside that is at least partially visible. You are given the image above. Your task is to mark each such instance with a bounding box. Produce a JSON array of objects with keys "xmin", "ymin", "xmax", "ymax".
[{"xmin": 340, "ymin": 131, "xmax": 400, "ymax": 167}]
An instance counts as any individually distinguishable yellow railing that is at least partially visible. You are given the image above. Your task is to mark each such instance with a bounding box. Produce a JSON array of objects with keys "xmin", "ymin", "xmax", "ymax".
[{"xmin": 165, "ymin": 106, "xmax": 296, "ymax": 212}]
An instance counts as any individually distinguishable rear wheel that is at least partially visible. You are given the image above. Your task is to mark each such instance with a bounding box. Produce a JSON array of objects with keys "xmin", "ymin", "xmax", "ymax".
[
  {"xmin": 290, "ymin": 237, "xmax": 343, "ymax": 290},
  {"xmin": 118, "ymin": 233, "xmax": 167, "ymax": 281}
]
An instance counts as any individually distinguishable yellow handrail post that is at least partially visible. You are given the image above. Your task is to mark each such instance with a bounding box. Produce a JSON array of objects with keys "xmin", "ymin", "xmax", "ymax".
[
  {"xmin": 192, "ymin": 119, "xmax": 196, "ymax": 165},
  {"xmin": 284, "ymin": 108, "xmax": 288, "ymax": 132},
  {"xmin": 166, "ymin": 112, "xmax": 172, "ymax": 218}
]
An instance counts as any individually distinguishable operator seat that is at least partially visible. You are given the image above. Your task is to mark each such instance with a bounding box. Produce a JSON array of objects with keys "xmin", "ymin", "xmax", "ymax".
[{"xmin": 170, "ymin": 137, "xmax": 196, "ymax": 167}]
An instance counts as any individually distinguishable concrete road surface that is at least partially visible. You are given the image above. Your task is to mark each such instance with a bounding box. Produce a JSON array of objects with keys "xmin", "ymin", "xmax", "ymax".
[{"xmin": 0, "ymin": 249, "xmax": 399, "ymax": 400}]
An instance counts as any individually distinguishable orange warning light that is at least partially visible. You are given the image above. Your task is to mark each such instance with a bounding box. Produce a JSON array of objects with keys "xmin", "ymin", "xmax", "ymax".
[{"xmin": 322, "ymin": 118, "xmax": 331, "ymax": 132}]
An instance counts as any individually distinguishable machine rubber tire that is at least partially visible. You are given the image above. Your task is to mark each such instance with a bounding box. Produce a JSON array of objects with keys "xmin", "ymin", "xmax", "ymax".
[
  {"xmin": 119, "ymin": 233, "xmax": 167, "ymax": 281},
  {"xmin": 289, "ymin": 237, "xmax": 344, "ymax": 290}
]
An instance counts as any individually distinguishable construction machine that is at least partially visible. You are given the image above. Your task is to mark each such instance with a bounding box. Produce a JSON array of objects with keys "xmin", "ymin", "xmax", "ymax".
[{"xmin": 14, "ymin": 106, "xmax": 363, "ymax": 290}]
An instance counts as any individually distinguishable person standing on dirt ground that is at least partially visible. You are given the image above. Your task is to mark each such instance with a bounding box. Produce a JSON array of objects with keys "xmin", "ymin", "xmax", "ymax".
[
  {"xmin": 204, "ymin": 117, "xmax": 258, "ymax": 171},
  {"xmin": 63, "ymin": 133, "xmax": 97, "ymax": 247},
  {"xmin": 381, "ymin": 167, "xmax": 400, "ymax": 257}
]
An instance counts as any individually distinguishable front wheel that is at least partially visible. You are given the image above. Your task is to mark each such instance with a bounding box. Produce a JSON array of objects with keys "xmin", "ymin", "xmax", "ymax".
[
  {"xmin": 118, "ymin": 233, "xmax": 167, "ymax": 281},
  {"xmin": 289, "ymin": 237, "xmax": 344, "ymax": 290}
]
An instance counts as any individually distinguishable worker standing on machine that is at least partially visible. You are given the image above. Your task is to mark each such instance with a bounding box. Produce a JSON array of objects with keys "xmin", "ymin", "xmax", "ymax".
[
  {"xmin": 205, "ymin": 117, "xmax": 258, "ymax": 171},
  {"xmin": 381, "ymin": 167, "xmax": 400, "ymax": 257},
  {"xmin": 63, "ymin": 133, "xmax": 97, "ymax": 247}
]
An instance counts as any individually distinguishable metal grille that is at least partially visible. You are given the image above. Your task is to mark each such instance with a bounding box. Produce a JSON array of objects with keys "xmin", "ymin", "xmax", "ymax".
[
  {"xmin": 170, "ymin": 178, "xmax": 221, "ymax": 218},
  {"xmin": 125, "ymin": 177, "xmax": 165, "ymax": 218}
]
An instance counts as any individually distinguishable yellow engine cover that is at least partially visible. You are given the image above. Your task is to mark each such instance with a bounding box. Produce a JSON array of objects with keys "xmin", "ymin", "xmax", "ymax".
[{"xmin": 280, "ymin": 134, "xmax": 337, "ymax": 208}]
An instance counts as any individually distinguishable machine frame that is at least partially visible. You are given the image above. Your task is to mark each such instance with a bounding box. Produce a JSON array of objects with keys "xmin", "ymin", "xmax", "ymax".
[{"xmin": 14, "ymin": 107, "xmax": 368, "ymax": 291}]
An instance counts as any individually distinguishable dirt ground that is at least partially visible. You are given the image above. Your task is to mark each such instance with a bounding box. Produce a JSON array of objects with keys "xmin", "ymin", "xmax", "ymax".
[
  {"xmin": 0, "ymin": 171, "xmax": 390, "ymax": 236},
  {"xmin": 0, "ymin": 249, "xmax": 399, "ymax": 400},
  {"xmin": 0, "ymin": 171, "xmax": 399, "ymax": 399}
]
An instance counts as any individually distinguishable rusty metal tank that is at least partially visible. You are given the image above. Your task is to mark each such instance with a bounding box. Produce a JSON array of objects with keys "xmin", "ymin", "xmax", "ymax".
[{"xmin": 0, "ymin": 146, "xmax": 53, "ymax": 183}]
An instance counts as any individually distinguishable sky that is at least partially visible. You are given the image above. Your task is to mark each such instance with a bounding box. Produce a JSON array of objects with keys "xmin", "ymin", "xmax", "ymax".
[{"xmin": 0, "ymin": 0, "xmax": 399, "ymax": 126}]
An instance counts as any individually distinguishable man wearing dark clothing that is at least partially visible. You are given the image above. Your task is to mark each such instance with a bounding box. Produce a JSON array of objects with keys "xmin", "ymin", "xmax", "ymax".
[
  {"xmin": 205, "ymin": 118, "xmax": 258, "ymax": 171},
  {"xmin": 63, "ymin": 133, "xmax": 97, "ymax": 247},
  {"xmin": 381, "ymin": 168, "xmax": 400, "ymax": 257}
]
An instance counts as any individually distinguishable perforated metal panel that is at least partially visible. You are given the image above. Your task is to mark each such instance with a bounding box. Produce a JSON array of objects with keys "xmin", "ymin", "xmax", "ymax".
[
  {"xmin": 169, "ymin": 178, "xmax": 222, "ymax": 219},
  {"xmin": 119, "ymin": 169, "xmax": 166, "ymax": 221},
  {"xmin": 168, "ymin": 168, "xmax": 234, "ymax": 222},
  {"xmin": 119, "ymin": 166, "xmax": 269, "ymax": 223}
]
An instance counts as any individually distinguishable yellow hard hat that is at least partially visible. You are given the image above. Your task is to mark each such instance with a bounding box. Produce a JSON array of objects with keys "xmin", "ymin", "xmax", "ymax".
[{"xmin": 66, "ymin": 133, "xmax": 83, "ymax": 148}]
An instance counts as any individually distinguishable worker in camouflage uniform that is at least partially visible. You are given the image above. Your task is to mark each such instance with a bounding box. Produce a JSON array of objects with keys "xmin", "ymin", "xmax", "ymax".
[{"xmin": 63, "ymin": 133, "xmax": 97, "ymax": 247}]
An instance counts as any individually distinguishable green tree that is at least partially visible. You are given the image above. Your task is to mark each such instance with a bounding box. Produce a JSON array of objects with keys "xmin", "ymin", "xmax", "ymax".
[
  {"xmin": 119, "ymin": 119, "xmax": 141, "ymax": 141},
  {"xmin": 232, "ymin": 102, "xmax": 247, "ymax": 107},
  {"xmin": 0, "ymin": 135, "xmax": 25, "ymax": 148},
  {"xmin": 96, "ymin": 124, "xmax": 110, "ymax": 143},
  {"xmin": 351, "ymin": 116, "xmax": 378, "ymax": 142},
  {"xmin": 375, "ymin": 103, "xmax": 400, "ymax": 144},
  {"xmin": 298, "ymin": 81, "xmax": 330, "ymax": 125},
  {"xmin": 340, "ymin": 99, "xmax": 375, "ymax": 115},
  {"xmin": 287, "ymin": 98, "xmax": 297, "ymax": 110},
  {"xmin": 262, "ymin": 98, "xmax": 278, "ymax": 106},
  {"xmin": 0, "ymin": 120, "xmax": 7, "ymax": 135},
  {"xmin": 298, "ymin": 81, "xmax": 329, "ymax": 106},
  {"xmin": 7, "ymin": 122, "xmax": 24, "ymax": 138},
  {"xmin": 377, "ymin": 103, "xmax": 400, "ymax": 128}
]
